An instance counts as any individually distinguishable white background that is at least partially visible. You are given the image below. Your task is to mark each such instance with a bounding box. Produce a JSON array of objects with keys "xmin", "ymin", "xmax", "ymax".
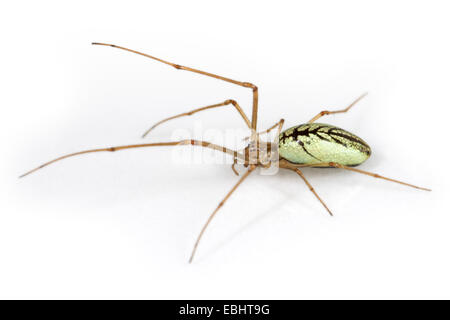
[{"xmin": 1, "ymin": 1, "xmax": 448, "ymax": 299}]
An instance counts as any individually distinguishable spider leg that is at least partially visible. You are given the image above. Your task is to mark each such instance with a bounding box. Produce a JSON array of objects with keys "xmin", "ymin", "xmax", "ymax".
[
  {"xmin": 189, "ymin": 165, "xmax": 256, "ymax": 263},
  {"xmin": 279, "ymin": 160, "xmax": 431, "ymax": 191},
  {"xmin": 92, "ymin": 43, "xmax": 259, "ymax": 130},
  {"xmin": 308, "ymin": 92, "xmax": 368, "ymax": 123},
  {"xmin": 274, "ymin": 119, "xmax": 285, "ymax": 142},
  {"xmin": 243, "ymin": 119, "xmax": 285, "ymax": 142},
  {"xmin": 294, "ymin": 168, "xmax": 333, "ymax": 216},
  {"xmin": 142, "ymin": 99, "xmax": 251, "ymax": 138},
  {"xmin": 327, "ymin": 162, "xmax": 431, "ymax": 191},
  {"xmin": 20, "ymin": 140, "xmax": 245, "ymax": 178},
  {"xmin": 231, "ymin": 159, "xmax": 239, "ymax": 176}
]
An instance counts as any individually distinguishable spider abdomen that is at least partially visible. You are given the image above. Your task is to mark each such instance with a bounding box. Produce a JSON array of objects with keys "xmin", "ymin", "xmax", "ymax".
[{"xmin": 278, "ymin": 123, "xmax": 371, "ymax": 166}]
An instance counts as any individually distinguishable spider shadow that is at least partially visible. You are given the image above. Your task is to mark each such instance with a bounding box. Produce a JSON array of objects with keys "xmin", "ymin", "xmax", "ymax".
[
  {"xmin": 195, "ymin": 197, "xmax": 288, "ymax": 264},
  {"xmin": 194, "ymin": 168, "xmax": 329, "ymax": 263}
]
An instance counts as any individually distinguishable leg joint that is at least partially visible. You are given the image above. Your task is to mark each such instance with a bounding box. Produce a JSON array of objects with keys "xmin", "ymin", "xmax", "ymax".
[
  {"xmin": 225, "ymin": 99, "xmax": 238, "ymax": 106},
  {"xmin": 242, "ymin": 82, "xmax": 258, "ymax": 91}
]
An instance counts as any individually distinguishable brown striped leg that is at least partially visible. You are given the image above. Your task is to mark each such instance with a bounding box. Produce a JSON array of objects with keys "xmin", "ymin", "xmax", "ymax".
[
  {"xmin": 243, "ymin": 119, "xmax": 285, "ymax": 142},
  {"xmin": 20, "ymin": 140, "xmax": 245, "ymax": 178},
  {"xmin": 273, "ymin": 119, "xmax": 285, "ymax": 143},
  {"xmin": 279, "ymin": 160, "xmax": 431, "ymax": 191},
  {"xmin": 294, "ymin": 168, "xmax": 333, "ymax": 216},
  {"xmin": 327, "ymin": 162, "xmax": 431, "ymax": 191},
  {"xmin": 142, "ymin": 99, "xmax": 251, "ymax": 138},
  {"xmin": 189, "ymin": 165, "xmax": 256, "ymax": 263},
  {"xmin": 308, "ymin": 93, "xmax": 368, "ymax": 123},
  {"xmin": 92, "ymin": 43, "xmax": 259, "ymax": 130},
  {"xmin": 263, "ymin": 119, "xmax": 284, "ymax": 168}
]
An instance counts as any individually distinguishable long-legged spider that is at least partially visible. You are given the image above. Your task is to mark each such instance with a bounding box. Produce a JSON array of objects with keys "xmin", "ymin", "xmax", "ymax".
[{"xmin": 21, "ymin": 43, "xmax": 431, "ymax": 263}]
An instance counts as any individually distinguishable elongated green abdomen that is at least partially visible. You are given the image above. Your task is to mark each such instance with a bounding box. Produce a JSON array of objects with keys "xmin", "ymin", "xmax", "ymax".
[{"xmin": 278, "ymin": 123, "xmax": 371, "ymax": 166}]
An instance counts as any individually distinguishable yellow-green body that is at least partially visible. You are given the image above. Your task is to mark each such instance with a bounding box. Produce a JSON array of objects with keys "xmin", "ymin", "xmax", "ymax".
[{"xmin": 278, "ymin": 123, "xmax": 371, "ymax": 166}]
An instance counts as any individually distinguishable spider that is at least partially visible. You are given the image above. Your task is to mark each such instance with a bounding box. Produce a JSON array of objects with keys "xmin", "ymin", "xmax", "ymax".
[{"xmin": 21, "ymin": 43, "xmax": 431, "ymax": 263}]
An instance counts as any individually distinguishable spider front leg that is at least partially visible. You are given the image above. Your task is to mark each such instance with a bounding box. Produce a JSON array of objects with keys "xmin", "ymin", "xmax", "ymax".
[
  {"xmin": 142, "ymin": 99, "xmax": 251, "ymax": 138},
  {"xmin": 92, "ymin": 43, "xmax": 259, "ymax": 130},
  {"xmin": 308, "ymin": 92, "xmax": 368, "ymax": 123}
]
